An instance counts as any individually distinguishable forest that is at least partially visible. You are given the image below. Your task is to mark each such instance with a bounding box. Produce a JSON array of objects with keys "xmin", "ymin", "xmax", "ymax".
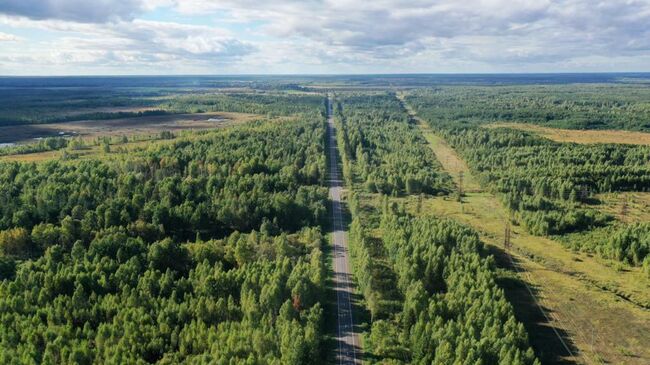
[
  {"xmin": 0, "ymin": 86, "xmax": 322, "ymax": 126},
  {"xmin": 406, "ymin": 92, "xmax": 650, "ymax": 269},
  {"xmin": 2, "ymin": 75, "xmax": 649, "ymax": 364},
  {"xmin": 344, "ymin": 193, "xmax": 538, "ymax": 364},
  {"xmin": 0, "ymin": 111, "xmax": 329, "ymax": 363},
  {"xmin": 333, "ymin": 93, "xmax": 539, "ymax": 364},
  {"xmin": 406, "ymin": 85, "xmax": 650, "ymax": 131},
  {"xmin": 333, "ymin": 93, "xmax": 452, "ymax": 196}
]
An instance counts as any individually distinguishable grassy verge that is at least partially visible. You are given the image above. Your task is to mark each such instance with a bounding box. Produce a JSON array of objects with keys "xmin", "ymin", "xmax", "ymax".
[{"xmin": 401, "ymin": 95, "xmax": 650, "ymax": 365}]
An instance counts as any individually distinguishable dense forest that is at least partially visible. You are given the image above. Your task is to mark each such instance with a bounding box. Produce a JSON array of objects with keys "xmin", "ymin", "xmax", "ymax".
[
  {"xmin": 346, "ymin": 194, "xmax": 538, "ymax": 364},
  {"xmin": 3, "ymin": 77, "xmax": 648, "ymax": 363},
  {"xmin": 0, "ymin": 87, "xmax": 166, "ymax": 126},
  {"xmin": 0, "ymin": 227, "xmax": 325, "ymax": 363},
  {"xmin": 332, "ymin": 92, "xmax": 538, "ymax": 364},
  {"xmin": 0, "ymin": 117, "xmax": 328, "ymax": 252},
  {"xmin": 334, "ymin": 93, "xmax": 452, "ymax": 195},
  {"xmin": 163, "ymin": 93, "xmax": 324, "ymax": 117},
  {"xmin": 407, "ymin": 85, "xmax": 650, "ymax": 131},
  {"xmin": 0, "ymin": 115, "xmax": 330, "ymax": 363}
]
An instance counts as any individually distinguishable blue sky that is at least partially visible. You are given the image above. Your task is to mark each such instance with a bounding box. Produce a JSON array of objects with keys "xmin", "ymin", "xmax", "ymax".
[{"xmin": 0, "ymin": 0, "xmax": 649, "ymax": 75}]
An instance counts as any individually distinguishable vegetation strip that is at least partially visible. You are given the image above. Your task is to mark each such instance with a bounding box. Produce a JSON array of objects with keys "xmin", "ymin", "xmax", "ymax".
[
  {"xmin": 402, "ymin": 92, "xmax": 650, "ymax": 364},
  {"xmin": 333, "ymin": 92, "xmax": 539, "ymax": 364}
]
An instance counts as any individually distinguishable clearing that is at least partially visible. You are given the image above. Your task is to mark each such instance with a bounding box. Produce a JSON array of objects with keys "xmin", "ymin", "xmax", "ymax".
[
  {"xmin": 399, "ymin": 95, "xmax": 650, "ymax": 365},
  {"xmin": 0, "ymin": 112, "xmax": 259, "ymax": 144},
  {"xmin": 592, "ymin": 192, "xmax": 650, "ymax": 223},
  {"xmin": 485, "ymin": 122, "xmax": 650, "ymax": 145}
]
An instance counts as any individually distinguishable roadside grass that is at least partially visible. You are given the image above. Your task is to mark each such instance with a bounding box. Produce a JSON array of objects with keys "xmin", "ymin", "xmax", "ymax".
[
  {"xmin": 485, "ymin": 122, "xmax": 650, "ymax": 145},
  {"xmin": 402, "ymin": 97, "xmax": 650, "ymax": 365}
]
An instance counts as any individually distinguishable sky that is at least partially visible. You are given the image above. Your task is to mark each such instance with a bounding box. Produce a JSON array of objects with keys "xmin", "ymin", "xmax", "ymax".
[{"xmin": 0, "ymin": 0, "xmax": 649, "ymax": 75}]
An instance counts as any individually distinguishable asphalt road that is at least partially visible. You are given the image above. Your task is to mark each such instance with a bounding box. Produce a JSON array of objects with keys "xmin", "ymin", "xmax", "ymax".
[{"xmin": 327, "ymin": 96, "xmax": 361, "ymax": 365}]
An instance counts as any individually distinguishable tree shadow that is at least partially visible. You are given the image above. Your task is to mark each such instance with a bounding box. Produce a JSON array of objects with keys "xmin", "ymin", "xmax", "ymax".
[{"xmin": 489, "ymin": 245, "xmax": 581, "ymax": 365}]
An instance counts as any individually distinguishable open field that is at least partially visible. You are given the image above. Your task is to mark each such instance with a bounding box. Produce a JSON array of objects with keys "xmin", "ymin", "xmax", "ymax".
[
  {"xmin": 403, "ymin": 101, "xmax": 650, "ymax": 365},
  {"xmin": 0, "ymin": 138, "xmax": 178, "ymax": 163},
  {"xmin": 0, "ymin": 112, "xmax": 265, "ymax": 163},
  {"xmin": 486, "ymin": 122, "xmax": 650, "ymax": 145},
  {"xmin": 0, "ymin": 111, "xmax": 260, "ymax": 144},
  {"xmin": 592, "ymin": 192, "xmax": 650, "ymax": 223}
]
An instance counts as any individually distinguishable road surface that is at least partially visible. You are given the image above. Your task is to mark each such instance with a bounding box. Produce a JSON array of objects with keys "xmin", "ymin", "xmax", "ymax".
[{"xmin": 327, "ymin": 95, "xmax": 361, "ymax": 365}]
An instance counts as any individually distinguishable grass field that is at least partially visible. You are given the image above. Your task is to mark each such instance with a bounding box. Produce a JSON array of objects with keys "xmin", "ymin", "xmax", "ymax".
[
  {"xmin": 485, "ymin": 122, "xmax": 650, "ymax": 145},
  {"xmin": 398, "ymin": 96, "xmax": 650, "ymax": 365},
  {"xmin": 592, "ymin": 192, "xmax": 650, "ymax": 223},
  {"xmin": 0, "ymin": 137, "xmax": 182, "ymax": 163},
  {"xmin": 0, "ymin": 112, "xmax": 264, "ymax": 163},
  {"xmin": 0, "ymin": 111, "xmax": 259, "ymax": 144}
]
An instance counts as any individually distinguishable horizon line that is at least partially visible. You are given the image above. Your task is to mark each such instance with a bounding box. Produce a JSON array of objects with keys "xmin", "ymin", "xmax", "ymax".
[{"xmin": 1, "ymin": 71, "xmax": 650, "ymax": 78}]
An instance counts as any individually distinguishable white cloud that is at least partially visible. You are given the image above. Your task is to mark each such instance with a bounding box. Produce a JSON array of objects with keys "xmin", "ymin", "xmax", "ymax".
[
  {"xmin": 0, "ymin": 31, "xmax": 19, "ymax": 42},
  {"xmin": 0, "ymin": 17, "xmax": 255, "ymax": 73},
  {"xmin": 168, "ymin": 0, "xmax": 650, "ymax": 66},
  {"xmin": 0, "ymin": 0, "xmax": 649, "ymax": 74},
  {"xmin": 0, "ymin": 0, "xmax": 146, "ymax": 23}
]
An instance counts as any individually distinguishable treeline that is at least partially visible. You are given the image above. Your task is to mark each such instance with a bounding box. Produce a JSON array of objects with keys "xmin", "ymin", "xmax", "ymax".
[
  {"xmin": 0, "ymin": 89, "xmax": 321, "ymax": 127},
  {"xmin": 560, "ymin": 223, "xmax": 650, "ymax": 272},
  {"xmin": 0, "ymin": 137, "xmax": 69, "ymax": 156},
  {"xmin": 406, "ymin": 85, "xmax": 650, "ymax": 131},
  {"xmin": 438, "ymin": 127, "xmax": 650, "ymax": 246},
  {"xmin": 0, "ymin": 110, "xmax": 168, "ymax": 127},
  {"xmin": 163, "ymin": 93, "xmax": 325, "ymax": 117},
  {"xmin": 407, "ymin": 91, "xmax": 650, "ymax": 266},
  {"xmin": 334, "ymin": 93, "xmax": 452, "ymax": 196},
  {"xmin": 0, "ymin": 134, "xmax": 173, "ymax": 158},
  {"xmin": 0, "ymin": 87, "xmax": 168, "ymax": 126},
  {"xmin": 347, "ymin": 195, "xmax": 402, "ymax": 321},
  {"xmin": 350, "ymin": 197, "xmax": 538, "ymax": 364}
]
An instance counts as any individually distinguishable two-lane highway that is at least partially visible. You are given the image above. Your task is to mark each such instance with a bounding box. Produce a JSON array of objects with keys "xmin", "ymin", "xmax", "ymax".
[{"xmin": 327, "ymin": 95, "xmax": 361, "ymax": 365}]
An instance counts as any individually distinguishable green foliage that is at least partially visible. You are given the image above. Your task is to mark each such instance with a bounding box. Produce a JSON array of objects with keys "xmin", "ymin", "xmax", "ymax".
[
  {"xmin": 0, "ymin": 118, "xmax": 328, "ymax": 259},
  {"xmin": 0, "ymin": 137, "xmax": 71, "ymax": 157},
  {"xmin": 409, "ymin": 89, "xmax": 650, "ymax": 266},
  {"xmin": 334, "ymin": 93, "xmax": 452, "ymax": 196},
  {"xmin": 0, "ymin": 227, "xmax": 33, "ymax": 257},
  {"xmin": 606, "ymin": 223, "xmax": 650, "ymax": 265},
  {"xmin": 358, "ymin": 205, "xmax": 538, "ymax": 364},
  {"xmin": 562, "ymin": 223, "xmax": 650, "ymax": 266},
  {"xmin": 441, "ymin": 127, "xmax": 650, "ymax": 241},
  {"xmin": 0, "ymin": 107, "xmax": 329, "ymax": 362},
  {"xmin": 407, "ymin": 85, "xmax": 650, "ymax": 131},
  {"xmin": 0, "ymin": 228, "xmax": 326, "ymax": 364},
  {"xmin": 163, "ymin": 93, "xmax": 325, "ymax": 117}
]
